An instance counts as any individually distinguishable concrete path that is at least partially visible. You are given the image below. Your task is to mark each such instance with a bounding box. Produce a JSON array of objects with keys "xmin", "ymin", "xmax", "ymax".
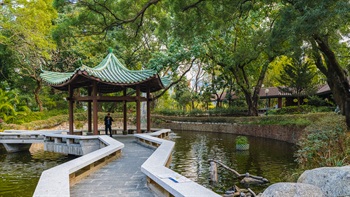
[{"xmin": 70, "ymin": 136, "xmax": 156, "ymax": 197}]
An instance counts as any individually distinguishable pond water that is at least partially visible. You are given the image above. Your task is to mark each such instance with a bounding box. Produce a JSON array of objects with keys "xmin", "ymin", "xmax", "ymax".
[
  {"xmin": 0, "ymin": 144, "xmax": 76, "ymax": 197},
  {"xmin": 0, "ymin": 131, "xmax": 296, "ymax": 196},
  {"xmin": 169, "ymin": 130, "xmax": 297, "ymax": 194}
]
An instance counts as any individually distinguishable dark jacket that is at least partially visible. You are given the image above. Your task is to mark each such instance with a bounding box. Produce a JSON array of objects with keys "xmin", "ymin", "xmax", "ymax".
[{"xmin": 104, "ymin": 115, "xmax": 113, "ymax": 126}]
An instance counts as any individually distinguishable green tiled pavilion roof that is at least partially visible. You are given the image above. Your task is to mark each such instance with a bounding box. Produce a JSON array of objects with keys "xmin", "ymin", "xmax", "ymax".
[{"xmin": 40, "ymin": 52, "xmax": 168, "ymax": 93}]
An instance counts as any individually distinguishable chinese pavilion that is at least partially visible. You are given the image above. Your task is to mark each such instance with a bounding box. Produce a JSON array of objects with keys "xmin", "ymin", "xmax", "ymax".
[{"xmin": 40, "ymin": 51, "xmax": 169, "ymax": 135}]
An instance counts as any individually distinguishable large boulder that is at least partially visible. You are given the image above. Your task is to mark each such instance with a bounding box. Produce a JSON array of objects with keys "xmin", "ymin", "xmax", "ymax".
[
  {"xmin": 298, "ymin": 166, "xmax": 350, "ymax": 196},
  {"xmin": 261, "ymin": 182, "xmax": 324, "ymax": 197}
]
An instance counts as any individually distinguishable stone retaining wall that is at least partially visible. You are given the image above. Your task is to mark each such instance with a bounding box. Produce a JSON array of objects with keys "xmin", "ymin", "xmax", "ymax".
[{"xmin": 154, "ymin": 122, "xmax": 306, "ymax": 144}]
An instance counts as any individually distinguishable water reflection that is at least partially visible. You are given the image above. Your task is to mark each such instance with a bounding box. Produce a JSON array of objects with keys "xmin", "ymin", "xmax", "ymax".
[
  {"xmin": 169, "ymin": 130, "xmax": 297, "ymax": 193},
  {"xmin": 0, "ymin": 144, "xmax": 76, "ymax": 197}
]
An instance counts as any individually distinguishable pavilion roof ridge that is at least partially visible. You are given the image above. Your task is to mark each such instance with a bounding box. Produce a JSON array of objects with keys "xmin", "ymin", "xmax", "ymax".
[{"xmin": 76, "ymin": 52, "xmax": 157, "ymax": 84}]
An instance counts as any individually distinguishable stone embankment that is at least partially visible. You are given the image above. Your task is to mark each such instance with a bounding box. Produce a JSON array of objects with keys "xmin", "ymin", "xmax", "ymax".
[{"xmin": 154, "ymin": 121, "xmax": 305, "ymax": 143}]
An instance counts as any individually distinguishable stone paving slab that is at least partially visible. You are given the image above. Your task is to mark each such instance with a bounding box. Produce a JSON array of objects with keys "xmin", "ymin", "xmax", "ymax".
[{"xmin": 70, "ymin": 136, "xmax": 156, "ymax": 197}]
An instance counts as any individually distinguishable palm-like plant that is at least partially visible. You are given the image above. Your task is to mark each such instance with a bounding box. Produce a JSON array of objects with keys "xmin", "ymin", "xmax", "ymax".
[{"xmin": 0, "ymin": 88, "xmax": 23, "ymax": 123}]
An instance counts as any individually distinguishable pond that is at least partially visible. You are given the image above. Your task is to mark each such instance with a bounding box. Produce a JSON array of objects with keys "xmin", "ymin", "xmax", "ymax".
[
  {"xmin": 0, "ymin": 131, "xmax": 296, "ymax": 196},
  {"xmin": 169, "ymin": 130, "xmax": 297, "ymax": 194},
  {"xmin": 0, "ymin": 144, "xmax": 76, "ymax": 197}
]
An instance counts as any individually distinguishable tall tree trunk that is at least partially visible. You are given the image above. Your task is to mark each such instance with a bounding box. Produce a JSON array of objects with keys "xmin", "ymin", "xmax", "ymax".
[
  {"xmin": 312, "ymin": 35, "xmax": 350, "ymax": 129},
  {"xmin": 245, "ymin": 60, "xmax": 272, "ymax": 116},
  {"xmin": 243, "ymin": 91, "xmax": 258, "ymax": 116},
  {"xmin": 34, "ymin": 79, "xmax": 43, "ymax": 111},
  {"xmin": 217, "ymin": 56, "xmax": 274, "ymax": 116},
  {"xmin": 346, "ymin": 98, "xmax": 350, "ymax": 128}
]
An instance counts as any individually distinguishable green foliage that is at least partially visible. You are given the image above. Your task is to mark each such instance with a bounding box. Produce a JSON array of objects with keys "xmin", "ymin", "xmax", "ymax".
[
  {"xmin": 277, "ymin": 59, "xmax": 317, "ymax": 106},
  {"xmin": 154, "ymin": 91, "xmax": 177, "ymax": 111},
  {"xmin": 235, "ymin": 136, "xmax": 249, "ymax": 145},
  {"xmin": 269, "ymin": 105, "xmax": 334, "ymax": 115},
  {"xmin": 256, "ymin": 115, "xmax": 311, "ymax": 126},
  {"xmin": 0, "ymin": 0, "xmax": 58, "ymax": 111},
  {"xmin": 154, "ymin": 107, "xmax": 248, "ymax": 117},
  {"xmin": 0, "ymin": 111, "xmax": 117, "ymax": 131},
  {"xmin": 154, "ymin": 109, "xmax": 187, "ymax": 116},
  {"xmin": 0, "ymin": 88, "xmax": 31, "ymax": 123},
  {"xmin": 14, "ymin": 109, "xmax": 68, "ymax": 124},
  {"xmin": 307, "ymin": 95, "xmax": 334, "ymax": 107},
  {"xmin": 295, "ymin": 114, "xmax": 349, "ymax": 168},
  {"xmin": 172, "ymin": 76, "xmax": 192, "ymax": 110},
  {"xmin": 0, "ymin": 0, "xmax": 349, "ymax": 128},
  {"xmin": 208, "ymin": 107, "xmax": 247, "ymax": 116}
]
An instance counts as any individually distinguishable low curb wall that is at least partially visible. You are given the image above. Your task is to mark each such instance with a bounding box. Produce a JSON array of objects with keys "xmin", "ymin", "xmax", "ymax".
[
  {"xmin": 33, "ymin": 135, "xmax": 124, "ymax": 197},
  {"xmin": 154, "ymin": 122, "xmax": 306, "ymax": 144},
  {"xmin": 135, "ymin": 129, "xmax": 221, "ymax": 197}
]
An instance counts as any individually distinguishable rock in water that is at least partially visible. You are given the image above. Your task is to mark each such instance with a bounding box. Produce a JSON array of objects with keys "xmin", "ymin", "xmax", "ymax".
[
  {"xmin": 240, "ymin": 177, "xmax": 267, "ymax": 186},
  {"xmin": 298, "ymin": 166, "xmax": 350, "ymax": 196},
  {"xmin": 261, "ymin": 182, "xmax": 324, "ymax": 197}
]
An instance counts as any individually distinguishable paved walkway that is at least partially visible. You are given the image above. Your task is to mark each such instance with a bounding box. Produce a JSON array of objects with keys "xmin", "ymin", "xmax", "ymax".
[{"xmin": 70, "ymin": 136, "xmax": 156, "ymax": 197}]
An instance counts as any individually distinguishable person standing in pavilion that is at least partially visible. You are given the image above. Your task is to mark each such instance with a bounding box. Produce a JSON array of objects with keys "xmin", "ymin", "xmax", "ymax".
[{"xmin": 104, "ymin": 113, "xmax": 114, "ymax": 137}]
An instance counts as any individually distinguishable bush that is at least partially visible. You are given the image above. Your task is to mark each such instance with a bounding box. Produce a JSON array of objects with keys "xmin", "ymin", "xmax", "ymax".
[
  {"xmin": 13, "ymin": 109, "xmax": 69, "ymax": 124},
  {"xmin": 154, "ymin": 107, "xmax": 247, "ymax": 117},
  {"xmin": 235, "ymin": 136, "xmax": 249, "ymax": 145},
  {"xmin": 269, "ymin": 105, "xmax": 334, "ymax": 115},
  {"xmin": 208, "ymin": 107, "xmax": 247, "ymax": 116},
  {"xmin": 295, "ymin": 114, "xmax": 349, "ymax": 169},
  {"xmin": 307, "ymin": 95, "xmax": 334, "ymax": 106},
  {"xmin": 154, "ymin": 109, "xmax": 186, "ymax": 116}
]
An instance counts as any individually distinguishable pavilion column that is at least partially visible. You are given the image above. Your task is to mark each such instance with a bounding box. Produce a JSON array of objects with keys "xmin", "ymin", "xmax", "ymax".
[
  {"xmin": 147, "ymin": 88, "xmax": 151, "ymax": 132},
  {"xmin": 136, "ymin": 86, "xmax": 141, "ymax": 133},
  {"xmin": 92, "ymin": 82, "xmax": 98, "ymax": 135},
  {"xmin": 123, "ymin": 88, "xmax": 127, "ymax": 133},
  {"xmin": 68, "ymin": 85, "xmax": 74, "ymax": 135},
  {"xmin": 88, "ymin": 88, "xmax": 92, "ymax": 133},
  {"xmin": 278, "ymin": 97, "xmax": 282, "ymax": 108}
]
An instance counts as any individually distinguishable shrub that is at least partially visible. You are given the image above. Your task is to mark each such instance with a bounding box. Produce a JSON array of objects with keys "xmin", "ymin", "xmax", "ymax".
[
  {"xmin": 154, "ymin": 109, "xmax": 186, "ymax": 116},
  {"xmin": 295, "ymin": 114, "xmax": 349, "ymax": 169},
  {"xmin": 154, "ymin": 107, "xmax": 247, "ymax": 117},
  {"xmin": 269, "ymin": 105, "xmax": 334, "ymax": 115},
  {"xmin": 307, "ymin": 95, "xmax": 335, "ymax": 107},
  {"xmin": 235, "ymin": 136, "xmax": 249, "ymax": 145}
]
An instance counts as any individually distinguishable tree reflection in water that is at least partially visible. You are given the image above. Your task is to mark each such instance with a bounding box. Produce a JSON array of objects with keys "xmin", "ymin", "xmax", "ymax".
[
  {"xmin": 0, "ymin": 143, "xmax": 76, "ymax": 197},
  {"xmin": 169, "ymin": 130, "xmax": 297, "ymax": 194}
]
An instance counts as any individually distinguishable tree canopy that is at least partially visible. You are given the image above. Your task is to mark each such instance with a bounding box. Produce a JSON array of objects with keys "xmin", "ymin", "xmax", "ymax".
[{"xmin": 0, "ymin": 0, "xmax": 349, "ymax": 127}]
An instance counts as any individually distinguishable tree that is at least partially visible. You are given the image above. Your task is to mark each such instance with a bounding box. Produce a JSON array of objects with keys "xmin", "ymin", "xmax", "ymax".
[
  {"xmin": 271, "ymin": 0, "xmax": 350, "ymax": 128},
  {"xmin": 188, "ymin": 62, "xmax": 206, "ymax": 110},
  {"xmin": 0, "ymin": 0, "xmax": 58, "ymax": 111},
  {"xmin": 173, "ymin": 76, "xmax": 192, "ymax": 110},
  {"xmin": 203, "ymin": 65, "xmax": 229, "ymax": 109},
  {"xmin": 201, "ymin": 4, "xmax": 277, "ymax": 115},
  {"xmin": 277, "ymin": 58, "xmax": 317, "ymax": 107},
  {"xmin": 55, "ymin": 1, "xmax": 271, "ymax": 115}
]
